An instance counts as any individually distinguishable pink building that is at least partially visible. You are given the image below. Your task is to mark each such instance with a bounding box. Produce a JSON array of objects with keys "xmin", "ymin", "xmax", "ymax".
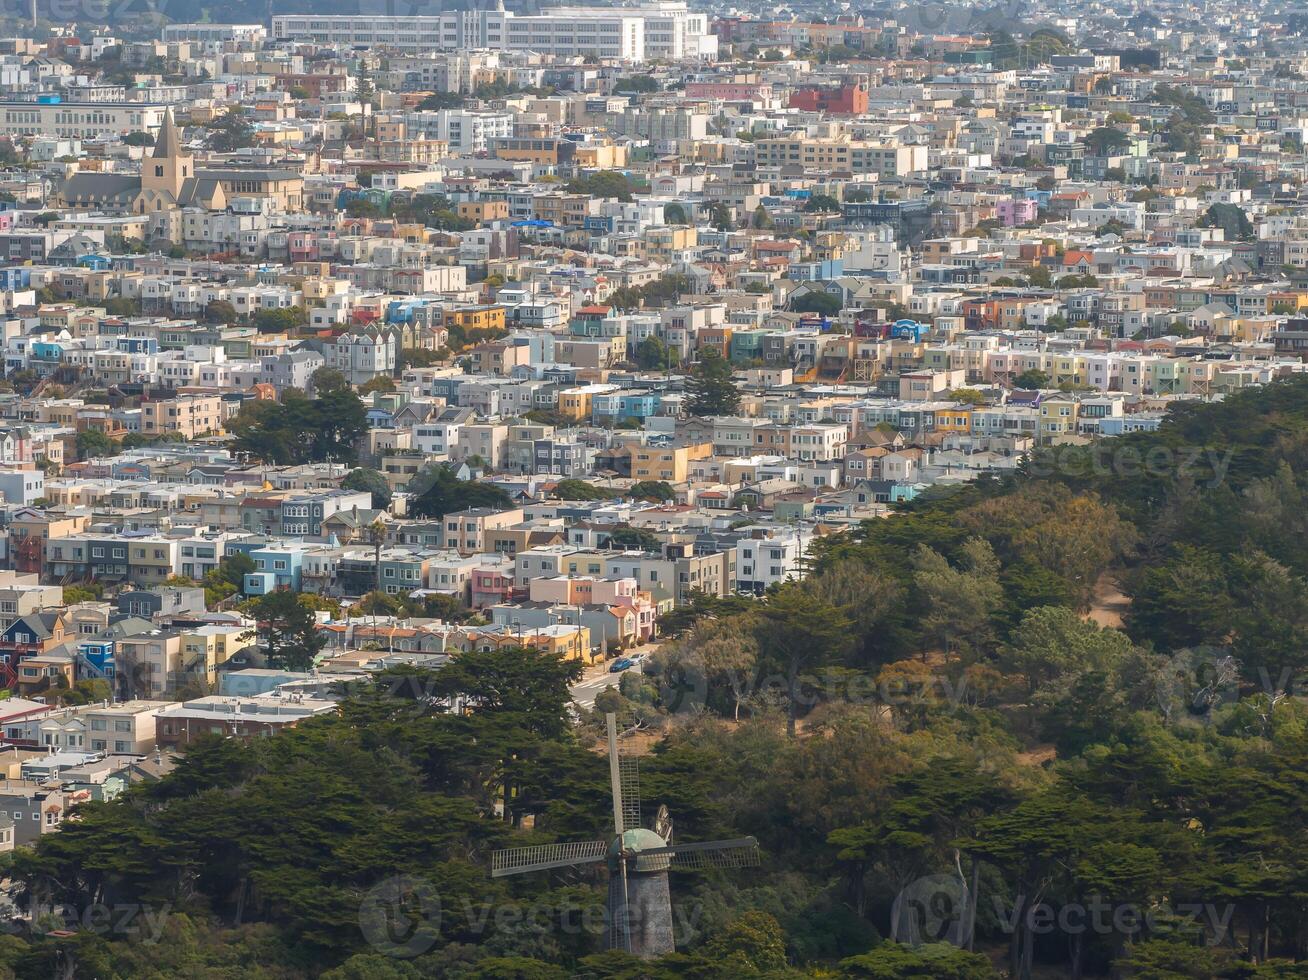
[
  {"xmin": 684, "ymin": 82, "xmax": 772, "ymax": 102},
  {"xmin": 527, "ymin": 576, "xmax": 657, "ymax": 644},
  {"xmin": 996, "ymin": 199, "xmax": 1039, "ymax": 227},
  {"xmin": 472, "ymin": 568, "xmax": 515, "ymax": 608}
]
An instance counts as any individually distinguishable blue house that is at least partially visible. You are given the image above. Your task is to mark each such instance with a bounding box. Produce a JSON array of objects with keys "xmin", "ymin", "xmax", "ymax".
[
  {"xmin": 365, "ymin": 407, "xmax": 394, "ymax": 428},
  {"xmin": 890, "ymin": 484, "xmax": 925, "ymax": 504},
  {"xmin": 618, "ymin": 392, "xmax": 660, "ymax": 419},
  {"xmin": 117, "ymin": 337, "xmax": 158, "ymax": 355},
  {"xmin": 387, "ymin": 299, "xmax": 421, "ymax": 324},
  {"xmin": 0, "ymin": 268, "xmax": 31, "ymax": 290},
  {"xmin": 791, "ymin": 260, "xmax": 844, "ymax": 282},
  {"xmin": 30, "ymin": 341, "xmax": 64, "ymax": 363},
  {"xmin": 77, "ymin": 639, "xmax": 115, "ymax": 681},
  {"xmin": 244, "ymin": 545, "xmax": 304, "ymax": 594},
  {"xmin": 1099, "ymin": 416, "xmax": 1163, "ymax": 436}
]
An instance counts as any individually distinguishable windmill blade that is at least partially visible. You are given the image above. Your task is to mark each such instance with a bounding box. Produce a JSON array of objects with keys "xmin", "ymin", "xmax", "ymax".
[
  {"xmin": 631, "ymin": 837, "xmax": 760, "ymax": 873},
  {"xmin": 606, "ymin": 712, "xmax": 644, "ymax": 834},
  {"xmin": 619, "ymin": 755, "xmax": 641, "ymax": 832},
  {"xmin": 606, "ymin": 712, "xmax": 624, "ymax": 834},
  {"xmin": 491, "ymin": 840, "xmax": 608, "ymax": 877}
]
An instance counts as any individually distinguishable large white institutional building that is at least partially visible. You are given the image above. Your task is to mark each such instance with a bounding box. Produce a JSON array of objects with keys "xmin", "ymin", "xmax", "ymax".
[{"xmin": 271, "ymin": 2, "xmax": 716, "ymax": 63}]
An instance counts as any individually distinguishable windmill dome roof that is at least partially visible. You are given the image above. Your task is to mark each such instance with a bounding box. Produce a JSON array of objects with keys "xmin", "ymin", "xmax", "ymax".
[
  {"xmin": 610, "ymin": 827, "xmax": 669, "ymax": 871},
  {"xmin": 612, "ymin": 828, "xmax": 666, "ymax": 854}
]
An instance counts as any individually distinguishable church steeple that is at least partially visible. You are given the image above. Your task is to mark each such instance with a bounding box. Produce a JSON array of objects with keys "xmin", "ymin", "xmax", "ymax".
[
  {"xmin": 152, "ymin": 107, "xmax": 182, "ymax": 161},
  {"xmin": 141, "ymin": 107, "xmax": 191, "ymax": 200}
]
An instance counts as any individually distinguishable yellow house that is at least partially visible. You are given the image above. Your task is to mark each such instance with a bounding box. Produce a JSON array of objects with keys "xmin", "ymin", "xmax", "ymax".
[
  {"xmin": 1269, "ymin": 290, "xmax": 1308, "ymax": 313},
  {"xmin": 1048, "ymin": 355, "xmax": 1082, "ymax": 387},
  {"xmin": 936, "ymin": 407, "xmax": 973, "ymax": 434},
  {"xmin": 557, "ymin": 390, "xmax": 588, "ymax": 421},
  {"xmin": 1038, "ymin": 394, "xmax": 1080, "ymax": 442},
  {"xmin": 644, "ymin": 225, "xmax": 698, "ymax": 259},
  {"xmin": 557, "ymin": 385, "xmax": 603, "ymax": 421},
  {"xmin": 532, "ymin": 192, "xmax": 597, "ymax": 229},
  {"xmin": 140, "ymin": 394, "xmax": 225, "ymax": 440},
  {"xmin": 575, "ymin": 142, "xmax": 628, "ymax": 169},
  {"xmin": 180, "ymin": 624, "xmax": 256, "ymax": 688},
  {"xmin": 443, "ymin": 306, "xmax": 506, "ymax": 333},
  {"xmin": 459, "ymin": 625, "xmax": 594, "ymax": 662},
  {"xmin": 628, "ymin": 442, "xmax": 713, "ymax": 483},
  {"xmin": 456, "ymin": 201, "xmax": 510, "ymax": 224}
]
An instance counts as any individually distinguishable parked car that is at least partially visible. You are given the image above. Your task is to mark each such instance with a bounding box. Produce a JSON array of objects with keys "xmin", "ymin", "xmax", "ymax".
[{"xmin": 609, "ymin": 657, "xmax": 634, "ymax": 673}]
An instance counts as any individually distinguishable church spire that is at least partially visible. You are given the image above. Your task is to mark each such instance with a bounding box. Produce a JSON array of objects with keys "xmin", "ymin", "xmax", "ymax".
[
  {"xmin": 140, "ymin": 106, "xmax": 190, "ymax": 201},
  {"xmin": 152, "ymin": 107, "xmax": 182, "ymax": 161}
]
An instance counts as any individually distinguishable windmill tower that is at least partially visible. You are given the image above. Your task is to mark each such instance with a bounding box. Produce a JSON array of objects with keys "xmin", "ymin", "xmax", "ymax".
[{"xmin": 491, "ymin": 714, "xmax": 759, "ymax": 959}]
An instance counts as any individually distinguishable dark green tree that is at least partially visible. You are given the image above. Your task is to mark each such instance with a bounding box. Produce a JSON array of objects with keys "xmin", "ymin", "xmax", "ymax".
[
  {"xmin": 628, "ymin": 480, "xmax": 675, "ymax": 502},
  {"xmin": 685, "ymin": 348, "xmax": 741, "ymax": 417},
  {"xmin": 633, "ymin": 335, "xmax": 673, "ymax": 370},
  {"xmin": 408, "ymin": 465, "xmax": 513, "ymax": 519},
  {"xmin": 552, "ymin": 479, "xmax": 611, "ymax": 501},
  {"xmin": 1013, "ymin": 368, "xmax": 1050, "ymax": 389},
  {"xmin": 565, "ymin": 171, "xmax": 633, "ymax": 202},
  {"xmin": 252, "ymin": 307, "xmax": 308, "ymax": 334},
  {"xmin": 75, "ymin": 429, "xmax": 117, "ymax": 459},
  {"xmin": 341, "ymin": 468, "xmax": 393, "ymax": 510},
  {"xmin": 755, "ymin": 582, "xmax": 853, "ymax": 736},
  {"xmin": 791, "ymin": 291, "xmax": 842, "ymax": 316},
  {"xmin": 1199, "ymin": 202, "xmax": 1255, "ymax": 241},
  {"xmin": 249, "ymin": 589, "xmax": 325, "ymax": 671}
]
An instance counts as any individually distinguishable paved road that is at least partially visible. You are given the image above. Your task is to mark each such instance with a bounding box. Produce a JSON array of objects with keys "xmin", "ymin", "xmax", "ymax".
[
  {"xmin": 571, "ymin": 662, "xmax": 642, "ymax": 708},
  {"xmin": 570, "ymin": 643, "xmax": 659, "ymax": 708}
]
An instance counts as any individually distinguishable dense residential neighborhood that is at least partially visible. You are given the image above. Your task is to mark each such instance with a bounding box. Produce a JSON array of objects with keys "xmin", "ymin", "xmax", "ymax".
[{"xmin": 0, "ymin": 3, "xmax": 1305, "ymax": 977}]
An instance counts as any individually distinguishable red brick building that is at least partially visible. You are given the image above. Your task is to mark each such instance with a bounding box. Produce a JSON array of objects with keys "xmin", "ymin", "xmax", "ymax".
[{"xmin": 787, "ymin": 81, "xmax": 869, "ymax": 115}]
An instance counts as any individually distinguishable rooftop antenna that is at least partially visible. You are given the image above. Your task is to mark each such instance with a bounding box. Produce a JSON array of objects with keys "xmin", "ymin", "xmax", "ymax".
[{"xmin": 490, "ymin": 713, "xmax": 759, "ymax": 958}]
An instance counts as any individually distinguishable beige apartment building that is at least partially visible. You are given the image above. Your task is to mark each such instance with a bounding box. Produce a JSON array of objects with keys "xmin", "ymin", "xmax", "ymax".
[
  {"xmin": 37, "ymin": 700, "xmax": 169, "ymax": 755},
  {"xmin": 626, "ymin": 442, "xmax": 713, "ymax": 483},
  {"xmin": 180, "ymin": 624, "xmax": 257, "ymax": 690},
  {"xmin": 754, "ymin": 136, "xmax": 927, "ymax": 177},
  {"xmin": 118, "ymin": 631, "xmax": 183, "ymax": 699},
  {"xmin": 140, "ymin": 394, "xmax": 225, "ymax": 439}
]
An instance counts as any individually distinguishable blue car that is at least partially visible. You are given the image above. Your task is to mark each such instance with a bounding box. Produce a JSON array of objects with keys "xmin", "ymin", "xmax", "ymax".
[{"xmin": 609, "ymin": 657, "xmax": 634, "ymax": 673}]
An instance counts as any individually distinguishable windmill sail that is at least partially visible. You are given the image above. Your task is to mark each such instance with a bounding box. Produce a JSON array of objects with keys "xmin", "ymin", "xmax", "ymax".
[
  {"xmin": 607, "ymin": 712, "xmax": 642, "ymax": 834},
  {"xmin": 619, "ymin": 755, "xmax": 641, "ymax": 832},
  {"xmin": 607, "ymin": 712, "xmax": 626, "ymax": 834},
  {"xmin": 633, "ymin": 837, "xmax": 761, "ymax": 873},
  {"xmin": 491, "ymin": 840, "xmax": 608, "ymax": 877},
  {"xmin": 489, "ymin": 715, "xmax": 762, "ymax": 961}
]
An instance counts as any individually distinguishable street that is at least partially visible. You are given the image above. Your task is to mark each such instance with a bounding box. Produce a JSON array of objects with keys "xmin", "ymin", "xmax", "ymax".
[{"xmin": 569, "ymin": 642, "xmax": 658, "ymax": 708}]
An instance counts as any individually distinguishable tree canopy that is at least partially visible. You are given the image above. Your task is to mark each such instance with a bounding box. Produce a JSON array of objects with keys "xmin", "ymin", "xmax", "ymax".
[
  {"xmin": 408, "ymin": 464, "xmax": 513, "ymax": 519},
  {"xmin": 18, "ymin": 378, "xmax": 1308, "ymax": 979},
  {"xmin": 229, "ymin": 388, "xmax": 367, "ymax": 465},
  {"xmin": 685, "ymin": 348, "xmax": 742, "ymax": 417}
]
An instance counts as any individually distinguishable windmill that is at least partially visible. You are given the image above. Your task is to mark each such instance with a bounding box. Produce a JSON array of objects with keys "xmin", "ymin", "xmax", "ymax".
[{"xmin": 491, "ymin": 713, "xmax": 759, "ymax": 959}]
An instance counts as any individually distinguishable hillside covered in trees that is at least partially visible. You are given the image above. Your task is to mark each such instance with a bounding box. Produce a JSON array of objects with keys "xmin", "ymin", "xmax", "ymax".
[{"xmin": 5, "ymin": 379, "xmax": 1308, "ymax": 979}]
